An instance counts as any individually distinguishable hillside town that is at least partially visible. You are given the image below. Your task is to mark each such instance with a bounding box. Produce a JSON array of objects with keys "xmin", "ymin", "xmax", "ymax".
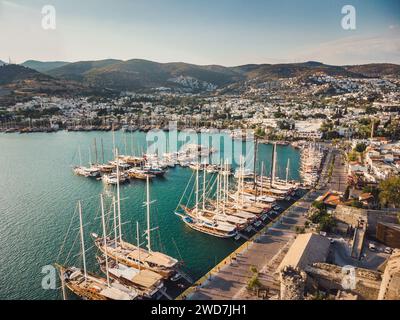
[
  {"xmin": 1, "ymin": 72, "xmax": 399, "ymax": 141},
  {"xmin": 1, "ymin": 68, "xmax": 400, "ymax": 301}
]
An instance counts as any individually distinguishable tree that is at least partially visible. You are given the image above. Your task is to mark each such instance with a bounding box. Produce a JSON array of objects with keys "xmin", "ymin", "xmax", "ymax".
[
  {"xmin": 379, "ymin": 177, "xmax": 400, "ymax": 208},
  {"xmin": 350, "ymin": 200, "xmax": 363, "ymax": 208},
  {"xmin": 355, "ymin": 143, "xmax": 367, "ymax": 153},
  {"xmin": 365, "ymin": 106, "xmax": 378, "ymax": 115},
  {"xmin": 312, "ymin": 201, "xmax": 326, "ymax": 211},
  {"xmin": 247, "ymin": 266, "xmax": 261, "ymax": 291},
  {"xmin": 318, "ymin": 215, "xmax": 336, "ymax": 233},
  {"xmin": 343, "ymin": 186, "xmax": 350, "ymax": 201}
]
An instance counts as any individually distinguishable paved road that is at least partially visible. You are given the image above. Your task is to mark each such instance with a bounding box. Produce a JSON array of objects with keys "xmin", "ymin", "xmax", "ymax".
[
  {"xmin": 188, "ymin": 191, "xmax": 324, "ymax": 300},
  {"xmin": 328, "ymin": 149, "xmax": 348, "ymax": 193},
  {"xmin": 185, "ymin": 147, "xmax": 335, "ymax": 300}
]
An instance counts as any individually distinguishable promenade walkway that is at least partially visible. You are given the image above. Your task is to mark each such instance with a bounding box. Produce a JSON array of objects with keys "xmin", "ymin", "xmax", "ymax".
[{"xmin": 182, "ymin": 191, "xmax": 323, "ymax": 300}]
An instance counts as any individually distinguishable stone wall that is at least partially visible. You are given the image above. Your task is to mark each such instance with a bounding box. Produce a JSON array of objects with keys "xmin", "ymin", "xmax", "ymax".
[
  {"xmin": 334, "ymin": 205, "xmax": 367, "ymax": 227},
  {"xmin": 334, "ymin": 205, "xmax": 399, "ymax": 239},
  {"xmin": 367, "ymin": 210, "xmax": 399, "ymax": 239},
  {"xmin": 378, "ymin": 250, "xmax": 400, "ymax": 300},
  {"xmin": 280, "ymin": 266, "xmax": 307, "ymax": 300},
  {"xmin": 305, "ymin": 263, "xmax": 382, "ymax": 300}
]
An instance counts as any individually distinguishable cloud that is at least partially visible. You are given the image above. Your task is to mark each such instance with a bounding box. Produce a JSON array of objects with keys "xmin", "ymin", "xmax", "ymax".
[{"xmin": 291, "ymin": 31, "xmax": 400, "ymax": 65}]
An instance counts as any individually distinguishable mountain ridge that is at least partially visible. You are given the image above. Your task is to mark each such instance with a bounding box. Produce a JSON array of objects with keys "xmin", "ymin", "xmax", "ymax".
[
  {"xmin": 5, "ymin": 59, "xmax": 399, "ymax": 93},
  {"xmin": 21, "ymin": 60, "xmax": 70, "ymax": 73}
]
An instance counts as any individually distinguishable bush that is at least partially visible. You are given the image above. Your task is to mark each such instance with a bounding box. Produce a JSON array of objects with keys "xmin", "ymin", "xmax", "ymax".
[
  {"xmin": 317, "ymin": 215, "xmax": 336, "ymax": 232},
  {"xmin": 350, "ymin": 200, "xmax": 363, "ymax": 208},
  {"xmin": 343, "ymin": 186, "xmax": 350, "ymax": 201},
  {"xmin": 312, "ymin": 201, "xmax": 325, "ymax": 211},
  {"xmin": 355, "ymin": 143, "xmax": 367, "ymax": 153},
  {"xmin": 250, "ymin": 266, "xmax": 258, "ymax": 274},
  {"xmin": 379, "ymin": 177, "xmax": 400, "ymax": 208},
  {"xmin": 295, "ymin": 226, "xmax": 306, "ymax": 234}
]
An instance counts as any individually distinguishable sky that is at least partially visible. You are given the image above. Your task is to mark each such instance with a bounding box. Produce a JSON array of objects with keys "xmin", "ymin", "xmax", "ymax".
[{"xmin": 0, "ymin": 0, "xmax": 399, "ymax": 66}]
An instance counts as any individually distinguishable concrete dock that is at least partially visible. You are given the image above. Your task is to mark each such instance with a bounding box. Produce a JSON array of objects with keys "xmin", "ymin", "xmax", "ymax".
[{"xmin": 180, "ymin": 191, "xmax": 323, "ymax": 300}]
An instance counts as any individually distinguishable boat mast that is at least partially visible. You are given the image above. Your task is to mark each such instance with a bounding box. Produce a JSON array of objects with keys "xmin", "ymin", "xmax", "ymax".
[
  {"xmin": 61, "ymin": 274, "xmax": 67, "ymax": 300},
  {"xmin": 239, "ymin": 156, "xmax": 244, "ymax": 206},
  {"xmin": 116, "ymin": 149, "xmax": 122, "ymax": 242},
  {"xmin": 113, "ymin": 196, "xmax": 117, "ymax": 247},
  {"xmin": 270, "ymin": 143, "xmax": 276, "ymax": 187},
  {"xmin": 195, "ymin": 165, "xmax": 199, "ymax": 214},
  {"xmin": 100, "ymin": 194, "xmax": 110, "ymax": 286},
  {"xmin": 274, "ymin": 144, "xmax": 277, "ymax": 184},
  {"xmin": 88, "ymin": 147, "xmax": 92, "ymax": 166},
  {"xmin": 260, "ymin": 162, "xmax": 264, "ymax": 197},
  {"xmin": 112, "ymin": 124, "xmax": 116, "ymax": 158},
  {"xmin": 136, "ymin": 222, "xmax": 141, "ymax": 271},
  {"xmin": 202, "ymin": 167, "xmax": 206, "ymax": 211},
  {"xmin": 286, "ymin": 158, "xmax": 290, "ymax": 184},
  {"xmin": 224, "ymin": 160, "xmax": 229, "ymax": 204},
  {"xmin": 146, "ymin": 175, "xmax": 152, "ymax": 252},
  {"xmin": 78, "ymin": 201, "xmax": 87, "ymax": 281},
  {"xmin": 94, "ymin": 138, "xmax": 98, "ymax": 164},
  {"xmin": 101, "ymin": 138, "xmax": 105, "ymax": 164},
  {"xmin": 216, "ymin": 173, "xmax": 220, "ymax": 211}
]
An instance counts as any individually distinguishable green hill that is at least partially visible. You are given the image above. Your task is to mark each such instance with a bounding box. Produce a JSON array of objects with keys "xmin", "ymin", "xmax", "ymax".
[
  {"xmin": 0, "ymin": 64, "xmax": 52, "ymax": 85},
  {"xmin": 32, "ymin": 58, "xmax": 400, "ymax": 92},
  {"xmin": 21, "ymin": 60, "xmax": 70, "ymax": 73},
  {"xmin": 47, "ymin": 59, "xmax": 123, "ymax": 81},
  {"xmin": 344, "ymin": 63, "xmax": 400, "ymax": 77}
]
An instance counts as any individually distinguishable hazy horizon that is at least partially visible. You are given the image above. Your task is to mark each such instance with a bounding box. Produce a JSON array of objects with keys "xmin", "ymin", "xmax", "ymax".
[
  {"xmin": 1, "ymin": 0, "xmax": 400, "ymax": 66},
  {"xmin": 3, "ymin": 57, "xmax": 400, "ymax": 68}
]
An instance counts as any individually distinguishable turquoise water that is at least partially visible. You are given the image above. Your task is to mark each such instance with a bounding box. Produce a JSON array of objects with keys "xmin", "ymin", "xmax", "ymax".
[{"xmin": 0, "ymin": 131, "xmax": 300, "ymax": 300}]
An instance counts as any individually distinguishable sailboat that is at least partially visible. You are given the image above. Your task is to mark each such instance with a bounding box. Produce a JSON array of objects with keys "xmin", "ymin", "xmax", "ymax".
[
  {"xmin": 93, "ymin": 171, "xmax": 180, "ymax": 279},
  {"xmin": 102, "ymin": 150, "xmax": 129, "ymax": 185},
  {"xmin": 55, "ymin": 200, "xmax": 138, "ymax": 300},
  {"xmin": 96, "ymin": 198, "xmax": 165, "ymax": 299},
  {"xmin": 175, "ymin": 165, "xmax": 238, "ymax": 238},
  {"xmin": 73, "ymin": 145, "xmax": 100, "ymax": 178}
]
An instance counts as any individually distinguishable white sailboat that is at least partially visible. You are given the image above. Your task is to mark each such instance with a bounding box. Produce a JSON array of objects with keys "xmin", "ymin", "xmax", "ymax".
[
  {"xmin": 176, "ymin": 165, "xmax": 238, "ymax": 238},
  {"xmin": 93, "ymin": 166, "xmax": 179, "ymax": 279},
  {"xmin": 55, "ymin": 200, "xmax": 138, "ymax": 300}
]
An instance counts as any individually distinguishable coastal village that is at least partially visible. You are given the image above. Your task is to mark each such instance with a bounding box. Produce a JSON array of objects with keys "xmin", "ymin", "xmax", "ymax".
[{"xmin": 1, "ymin": 68, "xmax": 400, "ymax": 301}]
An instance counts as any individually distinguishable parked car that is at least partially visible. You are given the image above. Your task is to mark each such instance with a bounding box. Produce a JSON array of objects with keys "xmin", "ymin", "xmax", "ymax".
[
  {"xmin": 369, "ymin": 243, "xmax": 377, "ymax": 252},
  {"xmin": 384, "ymin": 247, "xmax": 393, "ymax": 254}
]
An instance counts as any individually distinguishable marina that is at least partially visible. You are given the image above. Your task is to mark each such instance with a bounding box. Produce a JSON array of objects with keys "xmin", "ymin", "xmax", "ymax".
[{"xmin": 0, "ymin": 131, "xmax": 303, "ymax": 300}]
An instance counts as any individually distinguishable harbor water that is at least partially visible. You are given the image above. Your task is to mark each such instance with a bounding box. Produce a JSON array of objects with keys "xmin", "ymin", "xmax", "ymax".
[{"xmin": 0, "ymin": 131, "xmax": 300, "ymax": 299}]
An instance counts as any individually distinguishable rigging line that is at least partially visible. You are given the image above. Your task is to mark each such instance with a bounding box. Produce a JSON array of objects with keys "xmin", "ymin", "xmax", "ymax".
[
  {"xmin": 63, "ymin": 232, "xmax": 79, "ymax": 266},
  {"xmin": 73, "ymin": 243, "xmax": 96, "ymax": 258},
  {"xmin": 57, "ymin": 202, "xmax": 78, "ymax": 262},
  {"xmin": 153, "ymin": 206, "xmax": 165, "ymax": 253},
  {"xmin": 197, "ymin": 172, "xmax": 217, "ymax": 206},
  {"xmin": 171, "ymin": 237, "xmax": 184, "ymax": 263},
  {"xmin": 174, "ymin": 169, "xmax": 195, "ymax": 212},
  {"xmin": 186, "ymin": 173, "xmax": 196, "ymax": 208},
  {"xmin": 70, "ymin": 148, "xmax": 78, "ymax": 167},
  {"xmin": 204, "ymin": 173, "xmax": 218, "ymax": 199}
]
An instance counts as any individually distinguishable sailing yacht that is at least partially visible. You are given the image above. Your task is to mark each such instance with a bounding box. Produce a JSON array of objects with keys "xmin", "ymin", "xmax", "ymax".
[
  {"xmin": 72, "ymin": 146, "xmax": 101, "ymax": 178},
  {"xmin": 96, "ymin": 256, "xmax": 164, "ymax": 299},
  {"xmin": 55, "ymin": 200, "xmax": 138, "ymax": 300},
  {"xmin": 93, "ymin": 173, "xmax": 180, "ymax": 279},
  {"xmin": 96, "ymin": 221, "xmax": 165, "ymax": 299},
  {"xmin": 175, "ymin": 166, "xmax": 238, "ymax": 238}
]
